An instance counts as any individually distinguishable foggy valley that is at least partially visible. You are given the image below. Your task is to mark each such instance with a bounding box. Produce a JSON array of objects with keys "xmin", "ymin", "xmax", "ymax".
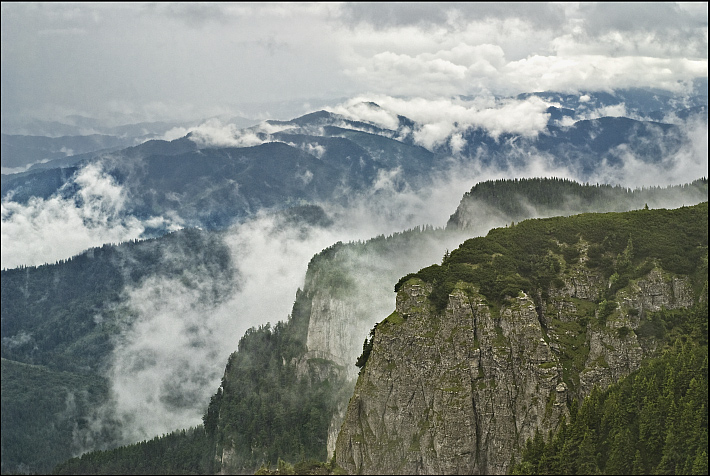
[{"xmin": 1, "ymin": 3, "xmax": 707, "ymax": 475}]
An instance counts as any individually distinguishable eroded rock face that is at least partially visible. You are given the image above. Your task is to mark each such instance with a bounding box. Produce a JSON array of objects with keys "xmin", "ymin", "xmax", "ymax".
[
  {"xmin": 336, "ymin": 264, "xmax": 696, "ymax": 475},
  {"xmin": 336, "ymin": 283, "xmax": 565, "ymax": 475},
  {"xmin": 304, "ymin": 293, "xmax": 363, "ymax": 379}
]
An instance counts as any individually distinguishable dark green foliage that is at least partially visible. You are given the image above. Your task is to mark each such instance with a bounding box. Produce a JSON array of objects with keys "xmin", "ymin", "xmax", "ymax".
[
  {"xmin": 7, "ymin": 180, "xmax": 707, "ymax": 474},
  {"xmin": 49, "ymin": 292, "xmax": 346, "ymax": 475},
  {"xmin": 597, "ymin": 299, "xmax": 617, "ymax": 327},
  {"xmin": 510, "ymin": 304, "xmax": 709, "ymax": 475},
  {"xmin": 355, "ymin": 325, "xmax": 378, "ymax": 371},
  {"xmin": 400, "ymin": 202, "xmax": 708, "ymax": 312},
  {"xmin": 211, "ymin": 308, "xmax": 353, "ymax": 474},
  {"xmin": 53, "ymin": 427, "xmax": 214, "ymax": 475},
  {"xmin": 448, "ymin": 177, "xmax": 708, "ymax": 229},
  {"xmin": 1, "ymin": 359, "xmax": 113, "ymax": 475},
  {"xmin": 1, "ymin": 227, "xmax": 234, "ymax": 373},
  {"xmin": 1, "ymin": 228, "xmax": 235, "ymax": 474}
]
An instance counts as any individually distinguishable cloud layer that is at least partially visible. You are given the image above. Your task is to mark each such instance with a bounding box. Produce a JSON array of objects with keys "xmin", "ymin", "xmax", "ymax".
[
  {"xmin": 1, "ymin": 163, "xmax": 181, "ymax": 269},
  {"xmin": 2, "ymin": 3, "xmax": 706, "ymax": 124}
]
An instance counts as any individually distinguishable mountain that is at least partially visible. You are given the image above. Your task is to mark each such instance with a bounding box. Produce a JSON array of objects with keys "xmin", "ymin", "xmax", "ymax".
[
  {"xmin": 509, "ymin": 336, "xmax": 708, "ymax": 475},
  {"xmin": 335, "ymin": 202, "xmax": 708, "ymax": 474},
  {"xmin": 447, "ymin": 177, "xmax": 709, "ymax": 231},
  {"xmin": 1, "ymin": 228, "xmax": 236, "ymax": 473},
  {"xmin": 2, "ymin": 90, "xmax": 706, "ymax": 244},
  {"xmin": 43, "ymin": 188, "xmax": 707, "ymax": 475},
  {"xmin": 1, "ymin": 110, "xmax": 442, "ymax": 234},
  {"xmin": 1, "ymin": 86, "xmax": 708, "ymax": 474}
]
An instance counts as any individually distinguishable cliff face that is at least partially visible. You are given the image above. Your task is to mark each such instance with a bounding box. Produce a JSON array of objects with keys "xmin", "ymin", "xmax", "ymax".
[
  {"xmin": 303, "ymin": 292, "xmax": 368, "ymax": 380},
  {"xmin": 335, "ymin": 262, "xmax": 696, "ymax": 474}
]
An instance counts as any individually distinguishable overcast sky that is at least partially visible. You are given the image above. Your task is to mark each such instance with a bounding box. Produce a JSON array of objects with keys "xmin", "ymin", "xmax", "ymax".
[{"xmin": 1, "ymin": 2, "xmax": 707, "ymax": 124}]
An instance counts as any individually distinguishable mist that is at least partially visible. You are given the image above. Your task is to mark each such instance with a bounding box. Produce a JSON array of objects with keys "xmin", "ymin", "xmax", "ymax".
[
  {"xmin": 1, "ymin": 163, "xmax": 183, "ymax": 269},
  {"xmin": 3, "ymin": 97, "xmax": 707, "ymax": 455},
  {"xmin": 68, "ymin": 137, "xmax": 594, "ymax": 447}
]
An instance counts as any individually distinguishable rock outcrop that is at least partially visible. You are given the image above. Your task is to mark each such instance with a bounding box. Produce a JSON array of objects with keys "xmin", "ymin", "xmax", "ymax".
[{"xmin": 335, "ymin": 261, "xmax": 696, "ymax": 475}]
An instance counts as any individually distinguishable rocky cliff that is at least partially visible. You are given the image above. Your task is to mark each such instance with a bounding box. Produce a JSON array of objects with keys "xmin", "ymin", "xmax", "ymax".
[
  {"xmin": 294, "ymin": 230, "xmax": 471, "ymax": 457},
  {"xmin": 335, "ymin": 205, "xmax": 706, "ymax": 475}
]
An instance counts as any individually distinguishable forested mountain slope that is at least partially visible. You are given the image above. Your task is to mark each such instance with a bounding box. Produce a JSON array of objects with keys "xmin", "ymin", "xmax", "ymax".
[
  {"xmin": 336, "ymin": 202, "xmax": 708, "ymax": 474},
  {"xmin": 50, "ymin": 200, "xmax": 708, "ymax": 475},
  {"xmin": 447, "ymin": 177, "xmax": 708, "ymax": 231}
]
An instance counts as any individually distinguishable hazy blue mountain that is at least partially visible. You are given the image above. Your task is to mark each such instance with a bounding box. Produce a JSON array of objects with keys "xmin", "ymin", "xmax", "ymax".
[
  {"xmin": 3, "ymin": 89, "xmax": 706, "ymax": 241},
  {"xmin": 1, "ymin": 133, "xmax": 135, "ymax": 170}
]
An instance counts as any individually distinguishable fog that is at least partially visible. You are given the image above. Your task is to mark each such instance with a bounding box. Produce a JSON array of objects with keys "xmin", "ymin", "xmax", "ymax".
[
  {"xmin": 2, "ymin": 98, "xmax": 706, "ymax": 453},
  {"xmin": 1, "ymin": 163, "xmax": 183, "ymax": 270}
]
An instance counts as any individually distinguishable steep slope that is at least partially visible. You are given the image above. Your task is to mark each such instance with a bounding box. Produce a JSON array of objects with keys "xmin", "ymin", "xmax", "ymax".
[
  {"xmin": 207, "ymin": 226, "xmax": 470, "ymax": 474},
  {"xmin": 335, "ymin": 203, "xmax": 708, "ymax": 475},
  {"xmin": 30, "ymin": 181, "xmax": 708, "ymax": 475},
  {"xmin": 510, "ymin": 331, "xmax": 708, "ymax": 475},
  {"xmin": 447, "ymin": 177, "xmax": 708, "ymax": 231}
]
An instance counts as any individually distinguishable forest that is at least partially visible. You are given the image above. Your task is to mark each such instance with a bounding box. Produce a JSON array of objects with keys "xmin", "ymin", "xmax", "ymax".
[{"xmin": 50, "ymin": 201, "xmax": 708, "ymax": 475}]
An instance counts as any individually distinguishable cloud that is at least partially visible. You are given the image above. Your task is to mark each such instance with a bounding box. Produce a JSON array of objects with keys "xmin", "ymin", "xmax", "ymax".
[
  {"xmin": 329, "ymin": 95, "xmax": 552, "ymax": 148},
  {"xmin": 338, "ymin": 3, "xmax": 566, "ymax": 30},
  {"xmin": 343, "ymin": 43, "xmax": 507, "ymax": 98},
  {"xmin": 83, "ymin": 209, "xmax": 364, "ymax": 444},
  {"xmin": 101, "ymin": 270, "xmax": 237, "ymax": 443},
  {"xmin": 88, "ymin": 153, "xmax": 570, "ymax": 445},
  {"xmin": 9, "ymin": 97, "xmax": 706, "ymax": 451},
  {"xmin": 505, "ymin": 55, "xmax": 707, "ymax": 94},
  {"xmin": 328, "ymin": 101, "xmax": 401, "ymax": 130},
  {"xmin": 586, "ymin": 115, "xmax": 708, "ymax": 188},
  {"xmin": 3, "ymin": 3, "xmax": 706, "ymax": 126},
  {"xmin": 1, "ymin": 163, "xmax": 182, "ymax": 269},
  {"xmin": 337, "ymin": 4, "xmax": 707, "ymax": 100},
  {"xmin": 186, "ymin": 119, "xmax": 266, "ymax": 148},
  {"xmin": 162, "ymin": 119, "xmax": 304, "ymax": 148}
]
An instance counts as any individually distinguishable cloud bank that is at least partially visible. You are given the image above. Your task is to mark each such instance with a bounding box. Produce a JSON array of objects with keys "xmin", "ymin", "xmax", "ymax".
[
  {"xmin": 1, "ymin": 163, "xmax": 181, "ymax": 269},
  {"xmin": 2, "ymin": 3, "xmax": 705, "ymax": 125}
]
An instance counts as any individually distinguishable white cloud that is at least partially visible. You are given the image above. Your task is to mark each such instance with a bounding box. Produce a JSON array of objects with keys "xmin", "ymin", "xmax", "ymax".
[
  {"xmin": 329, "ymin": 94, "xmax": 552, "ymax": 149},
  {"xmin": 587, "ymin": 115, "xmax": 708, "ymax": 188},
  {"xmin": 503, "ymin": 55, "xmax": 707, "ymax": 94},
  {"xmin": 2, "ymin": 3, "xmax": 706, "ymax": 124},
  {"xmin": 304, "ymin": 143, "xmax": 326, "ymax": 159},
  {"xmin": 187, "ymin": 119, "xmax": 266, "ymax": 148},
  {"xmin": 328, "ymin": 100, "xmax": 401, "ymax": 130},
  {"xmin": 1, "ymin": 163, "xmax": 182, "ymax": 269}
]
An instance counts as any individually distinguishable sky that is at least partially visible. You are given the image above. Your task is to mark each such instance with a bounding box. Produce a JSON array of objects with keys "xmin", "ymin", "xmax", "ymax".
[{"xmin": 1, "ymin": 2, "xmax": 707, "ymax": 125}]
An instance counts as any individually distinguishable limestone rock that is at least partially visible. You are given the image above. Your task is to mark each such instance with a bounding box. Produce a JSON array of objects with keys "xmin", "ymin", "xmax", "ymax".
[{"xmin": 335, "ymin": 263, "xmax": 696, "ymax": 475}]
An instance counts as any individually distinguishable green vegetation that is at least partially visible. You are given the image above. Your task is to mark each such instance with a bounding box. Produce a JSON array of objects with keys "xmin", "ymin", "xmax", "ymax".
[
  {"xmin": 448, "ymin": 177, "xmax": 708, "ymax": 228},
  {"xmin": 398, "ymin": 202, "xmax": 708, "ymax": 313},
  {"xmin": 53, "ymin": 427, "xmax": 214, "ymax": 475},
  {"xmin": 1, "ymin": 227, "xmax": 234, "ymax": 374},
  {"xmin": 510, "ymin": 303, "xmax": 708, "ymax": 475},
  {"xmin": 355, "ymin": 333, "xmax": 375, "ymax": 372},
  {"xmin": 210, "ymin": 288, "xmax": 354, "ymax": 473},
  {"xmin": 50, "ymin": 289, "xmax": 353, "ymax": 475},
  {"xmin": 1, "ymin": 358, "xmax": 113, "ymax": 475},
  {"xmin": 4, "ymin": 179, "xmax": 705, "ymax": 474},
  {"xmin": 36, "ymin": 224, "xmax": 452, "ymax": 474},
  {"xmin": 1, "ymin": 228, "xmax": 235, "ymax": 474}
]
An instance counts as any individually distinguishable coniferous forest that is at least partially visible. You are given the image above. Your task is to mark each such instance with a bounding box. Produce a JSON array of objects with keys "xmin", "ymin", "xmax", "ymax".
[{"xmin": 49, "ymin": 201, "xmax": 708, "ymax": 475}]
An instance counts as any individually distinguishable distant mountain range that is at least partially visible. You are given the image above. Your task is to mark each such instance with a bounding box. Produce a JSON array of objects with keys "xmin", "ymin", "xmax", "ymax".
[
  {"xmin": 1, "ymin": 87, "xmax": 708, "ymax": 474},
  {"xmin": 2, "ymin": 88, "xmax": 707, "ymax": 239}
]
